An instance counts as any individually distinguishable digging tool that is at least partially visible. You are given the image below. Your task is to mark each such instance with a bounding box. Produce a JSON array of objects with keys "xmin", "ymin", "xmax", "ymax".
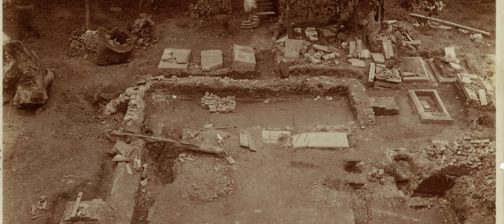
[{"xmin": 217, "ymin": 134, "xmax": 235, "ymax": 165}]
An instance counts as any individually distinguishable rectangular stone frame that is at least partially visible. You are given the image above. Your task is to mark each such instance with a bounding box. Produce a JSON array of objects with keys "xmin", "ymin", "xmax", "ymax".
[
  {"xmin": 400, "ymin": 57, "xmax": 432, "ymax": 83},
  {"xmin": 408, "ymin": 89, "xmax": 453, "ymax": 123},
  {"xmin": 427, "ymin": 59, "xmax": 457, "ymax": 83}
]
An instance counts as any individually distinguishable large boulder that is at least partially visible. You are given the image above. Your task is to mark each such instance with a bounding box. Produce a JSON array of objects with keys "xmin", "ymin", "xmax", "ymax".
[{"xmin": 3, "ymin": 40, "xmax": 53, "ymax": 108}]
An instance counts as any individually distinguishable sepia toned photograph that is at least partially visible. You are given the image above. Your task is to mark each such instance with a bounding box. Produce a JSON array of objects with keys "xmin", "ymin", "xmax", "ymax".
[{"xmin": 1, "ymin": 0, "xmax": 499, "ymax": 223}]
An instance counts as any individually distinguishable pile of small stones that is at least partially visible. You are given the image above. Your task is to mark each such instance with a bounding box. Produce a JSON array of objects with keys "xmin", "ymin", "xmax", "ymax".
[
  {"xmin": 425, "ymin": 137, "xmax": 494, "ymax": 169},
  {"xmin": 200, "ymin": 92, "xmax": 236, "ymax": 113},
  {"xmin": 68, "ymin": 29, "xmax": 98, "ymax": 57},
  {"xmin": 367, "ymin": 167, "xmax": 386, "ymax": 184}
]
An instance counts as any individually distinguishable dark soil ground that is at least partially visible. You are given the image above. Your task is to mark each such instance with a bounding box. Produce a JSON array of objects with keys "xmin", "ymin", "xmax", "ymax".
[{"xmin": 2, "ymin": 0, "xmax": 496, "ymax": 223}]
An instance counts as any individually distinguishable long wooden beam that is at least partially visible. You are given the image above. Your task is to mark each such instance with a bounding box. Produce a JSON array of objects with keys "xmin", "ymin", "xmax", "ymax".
[{"xmin": 410, "ymin": 13, "xmax": 490, "ymax": 36}]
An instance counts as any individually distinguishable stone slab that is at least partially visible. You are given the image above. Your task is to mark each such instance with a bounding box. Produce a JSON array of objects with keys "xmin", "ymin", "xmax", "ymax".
[
  {"xmin": 312, "ymin": 44, "xmax": 331, "ymax": 52},
  {"xmin": 114, "ymin": 140, "xmax": 134, "ymax": 157},
  {"xmin": 284, "ymin": 39, "xmax": 304, "ymax": 58},
  {"xmin": 399, "ymin": 57, "xmax": 431, "ymax": 82},
  {"xmin": 382, "ymin": 39, "xmax": 394, "ymax": 59},
  {"xmin": 262, "ymin": 130, "xmax": 291, "ymax": 144},
  {"xmin": 478, "ymin": 89, "xmax": 488, "ymax": 106},
  {"xmin": 232, "ymin": 44, "xmax": 256, "ymax": 72},
  {"xmin": 292, "ymin": 132, "xmax": 349, "ymax": 149},
  {"xmin": 349, "ymin": 41, "xmax": 356, "ymax": 57},
  {"xmin": 368, "ymin": 62, "xmax": 376, "ymax": 84},
  {"xmin": 158, "ymin": 48, "xmax": 191, "ymax": 71},
  {"xmin": 201, "ymin": 50, "xmax": 223, "ymax": 71},
  {"xmin": 348, "ymin": 58, "xmax": 365, "ymax": 67},
  {"xmin": 371, "ymin": 53, "xmax": 385, "ymax": 63},
  {"xmin": 107, "ymin": 140, "xmax": 143, "ymax": 224},
  {"xmin": 444, "ymin": 47, "xmax": 456, "ymax": 58}
]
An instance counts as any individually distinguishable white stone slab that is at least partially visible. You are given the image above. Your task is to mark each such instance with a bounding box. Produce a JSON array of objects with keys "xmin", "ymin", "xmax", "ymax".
[
  {"xmin": 284, "ymin": 39, "xmax": 304, "ymax": 58},
  {"xmin": 201, "ymin": 50, "xmax": 223, "ymax": 71},
  {"xmin": 158, "ymin": 48, "xmax": 191, "ymax": 71},
  {"xmin": 232, "ymin": 44, "xmax": 256, "ymax": 72},
  {"xmin": 262, "ymin": 130, "xmax": 291, "ymax": 143},
  {"xmin": 292, "ymin": 132, "xmax": 349, "ymax": 149}
]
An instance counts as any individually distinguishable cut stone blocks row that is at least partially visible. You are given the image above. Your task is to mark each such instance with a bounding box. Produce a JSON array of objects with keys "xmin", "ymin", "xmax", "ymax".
[{"xmin": 158, "ymin": 44, "xmax": 256, "ymax": 73}]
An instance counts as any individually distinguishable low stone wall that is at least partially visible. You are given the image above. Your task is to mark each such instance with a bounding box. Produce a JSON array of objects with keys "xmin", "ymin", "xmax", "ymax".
[{"xmin": 149, "ymin": 76, "xmax": 375, "ymax": 126}]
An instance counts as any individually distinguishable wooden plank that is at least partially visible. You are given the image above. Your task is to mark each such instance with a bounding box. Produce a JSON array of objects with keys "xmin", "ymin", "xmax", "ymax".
[
  {"xmin": 111, "ymin": 131, "xmax": 177, "ymax": 144},
  {"xmin": 410, "ymin": 13, "xmax": 490, "ymax": 36},
  {"xmin": 69, "ymin": 192, "xmax": 83, "ymax": 219},
  {"xmin": 368, "ymin": 62, "xmax": 376, "ymax": 84}
]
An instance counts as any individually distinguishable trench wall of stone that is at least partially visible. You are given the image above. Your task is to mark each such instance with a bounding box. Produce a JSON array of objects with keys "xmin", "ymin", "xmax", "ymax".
[{"xmin": 149, "ymin": 76, "xmax": 375, "ymax": 126}]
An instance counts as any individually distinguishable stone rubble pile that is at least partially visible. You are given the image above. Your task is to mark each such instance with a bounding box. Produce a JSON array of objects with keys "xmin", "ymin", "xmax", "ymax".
[
  {"xmin": 187, "ymin": 0, "xmax": 232, "ymax": 18},
  {"xmin": 373, "ymin": 66, "xmax": 402, "ymax": 89},
  {"xmin": 367, "ymin": 167, "xmax": 386, "ymax": 184},
  {"xmin": 200, "ymin": 92, "xmax": 236, "ymax": 113},
  {"xmin": 68, "ymin": 29, "xmax": 99, "ymax": 56},
  {"xmin": 127, "ymin": 15, "xmax": 157, "ymax": 48},
  {"xmin": 425, "ymin": 137, "xmax": 495, "ymax": 169}
]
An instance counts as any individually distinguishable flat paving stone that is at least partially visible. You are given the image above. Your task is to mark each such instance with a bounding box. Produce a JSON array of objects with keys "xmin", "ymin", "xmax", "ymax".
[
  {"xmin": 232, "ymin": 44, "xmax": 256, "ymax": 72},
  {"xmin": 292, "ymin": 132, "xmax": 349, "ymax": 149},
  {"xmin": 284, "ymin": 39, "xmax": 304, "ymax": 58},
  {"xmin": 262, "ymin": 130, "xmax": 291, "ymax": 144},
  {"xmin": 201, "ymin": 50, "xmax": 223, "ymax": 71},
  {"xmin": 158, "ymin": 48, "xmax": 191, "ymax": 71}
]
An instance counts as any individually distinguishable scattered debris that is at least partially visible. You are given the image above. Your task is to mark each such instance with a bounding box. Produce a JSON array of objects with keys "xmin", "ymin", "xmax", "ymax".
[
  {"xmin": 31, "ymin": 195, "xmax": 48, "ymax": 220},
  {"xmin": 127, "ymin": 14, "xmax": 157, "ymax": 48},
  {"xmin": 200, "ymin": 92, "xmax": 236, "ymax": 113},
  {"xmin": 62, "ymin": 195, "xmax": 108, "ymax": 222},
  {"xmin": 374, "ymin": 66, "xmax": 402, "ymax": 89},
  {"xmin": 455, "ymin": 73, "xmax": 495, "ymax": 109}
]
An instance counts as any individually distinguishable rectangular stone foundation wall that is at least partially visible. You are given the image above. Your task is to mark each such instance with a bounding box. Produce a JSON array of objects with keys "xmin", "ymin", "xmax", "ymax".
[{"xmin": 149, "ymin": 76, "xmax": 375, "ymax": 126}]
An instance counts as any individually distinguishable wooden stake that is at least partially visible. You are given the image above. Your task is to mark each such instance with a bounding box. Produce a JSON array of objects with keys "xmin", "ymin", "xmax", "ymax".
[
  {"xmin": 409, "ymin": 13, "xmax": 490, "ymax": 36},
  {"xmin": 110, "ymin": 131, "xmax": 177, "ymax": 144},
  {"xmin": 85, "ymin": 0, "xmax": 90, "ymax": 29}
]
